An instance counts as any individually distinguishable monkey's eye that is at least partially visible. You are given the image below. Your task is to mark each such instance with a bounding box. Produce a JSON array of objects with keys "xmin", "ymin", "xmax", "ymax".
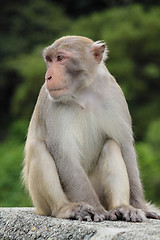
[
  {"xmin": 56, "ymin": 55, "xmax": 64, "ymax": 62},
  {"xmin": 46, "ymin": 56, "xmax": 52, "ymax": 62}
]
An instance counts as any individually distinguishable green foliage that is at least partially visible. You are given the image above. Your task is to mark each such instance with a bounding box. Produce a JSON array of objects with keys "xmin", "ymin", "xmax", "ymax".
[
  {"xmin": 7, "ymin": 47, "xmax": 45, "ymax": 118},
  {"xmin": 0, "ymin": 0, "xmax": 71, "ymax": 57},
  {"xmin": 0, "ymin": 2, "xmax": 160, "ymax": 207},
  {"xmin": 136, "ymin": 119, "xmax": 160, "ymax": 204},
  {"xmin": 0, "ymin": 134, "xmax": 31, "ymax": 207}
]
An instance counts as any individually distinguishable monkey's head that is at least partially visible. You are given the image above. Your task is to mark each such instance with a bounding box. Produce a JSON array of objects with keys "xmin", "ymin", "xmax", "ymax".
[{"xmin": 43, "ymin": 36, "xmax": 107, "ymax": 102}]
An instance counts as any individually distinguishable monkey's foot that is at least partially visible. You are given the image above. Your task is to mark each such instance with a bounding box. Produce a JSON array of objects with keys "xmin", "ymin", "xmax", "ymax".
[
  {"xmin": 108, "ymin": 205, "xmax": 146, "ymax": 222},
  {"xmin": 56, "ymin": 202, "xmax": 108, "ymax": 222},
  {"xmin": 146, "ymin": 211, "xmax": 160, "ymax": 220}
]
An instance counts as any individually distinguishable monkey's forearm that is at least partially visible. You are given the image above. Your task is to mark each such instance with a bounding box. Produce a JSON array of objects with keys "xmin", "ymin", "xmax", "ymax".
[
  {"xmin": 56, "ymin": 159, "xmax": 103, "ymax": 210},
  {"xmin": 121, "ymin": 144, "xmax": 146, "ymax": 210}
]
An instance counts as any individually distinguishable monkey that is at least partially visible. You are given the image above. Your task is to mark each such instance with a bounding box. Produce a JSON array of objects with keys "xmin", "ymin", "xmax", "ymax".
[{"xmin": 22, "ymin": 35, "xmax": 160, "ymax": 222}]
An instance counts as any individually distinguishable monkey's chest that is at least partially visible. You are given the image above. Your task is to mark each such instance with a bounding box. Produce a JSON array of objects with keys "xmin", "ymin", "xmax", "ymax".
[
  {"xmin": 73, "ymin": 118, "xmax": 105, "ymax": 171},
  {"xmin": 45, "ymin": 108, "xmax": 105, "ymax": 173}
]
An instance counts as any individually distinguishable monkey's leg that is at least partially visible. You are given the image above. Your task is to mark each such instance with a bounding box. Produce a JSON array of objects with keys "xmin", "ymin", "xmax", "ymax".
[
  {"xmin": 24, "ymin": 139, "xmax": 69, "ymax": 216},
  {"xmin": 90, "ymin": 139, "xmax": 147, "ymax": 222},
  {"xmin": 24, "ymin": 139, "xmax": 107, "ymax": 221}
]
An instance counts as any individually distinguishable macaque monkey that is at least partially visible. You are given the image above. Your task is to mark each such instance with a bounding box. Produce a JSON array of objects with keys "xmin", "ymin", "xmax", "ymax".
[{"xmin": 23, "ymin": 36, "xmax": 160, "ymax": 222}]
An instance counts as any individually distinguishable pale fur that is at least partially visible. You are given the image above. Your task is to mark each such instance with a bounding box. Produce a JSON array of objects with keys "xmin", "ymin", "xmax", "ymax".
[{"xmin": 23, "ymin": 36, "xmax": 159, "ymax": 221}]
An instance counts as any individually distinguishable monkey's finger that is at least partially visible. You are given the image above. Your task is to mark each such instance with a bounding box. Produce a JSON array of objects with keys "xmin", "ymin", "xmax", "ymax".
[
  {"xmin": 93, "ymin": 213, "xmax": 105, "ymax": 222},
  {"xmin": 104, "ymin": 210, "xmax": 109, "ymax": 220},
  {"xmin": 122, "ymin": 211, "xmax": 131, "ymax": 222},
  {"xmin": 108, "ymin": 210, "xmax": 121, "ymax": 221},
  {"xmin": 84, "ymin": 215, "xmax": 92, "ymax": 222},
  {"xmin": 146, "ymin": 212, "xmax": 160, "ymax": 220}
]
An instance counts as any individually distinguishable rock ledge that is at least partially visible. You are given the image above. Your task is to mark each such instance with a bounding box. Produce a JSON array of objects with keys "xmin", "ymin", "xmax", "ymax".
[{"xmin": 0, "ymin": 208, "xmax": 160, "ymax": 239}]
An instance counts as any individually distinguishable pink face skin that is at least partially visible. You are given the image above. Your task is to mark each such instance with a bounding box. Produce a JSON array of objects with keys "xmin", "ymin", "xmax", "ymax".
[{"xmin": 45, "ymin": 50, "xmax": 72, "ymax": 99}]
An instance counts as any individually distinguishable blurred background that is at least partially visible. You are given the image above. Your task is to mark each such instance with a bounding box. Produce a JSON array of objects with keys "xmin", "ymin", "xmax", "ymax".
[{"xmin": 0, "ymin": 0, "xmax": 160, "ymax": 207}]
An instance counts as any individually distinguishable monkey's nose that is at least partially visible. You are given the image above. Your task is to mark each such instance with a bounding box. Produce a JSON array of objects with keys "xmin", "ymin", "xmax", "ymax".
[{"xmin": 47, "ymin": 76, "xmax": 52, "ymax": 81}]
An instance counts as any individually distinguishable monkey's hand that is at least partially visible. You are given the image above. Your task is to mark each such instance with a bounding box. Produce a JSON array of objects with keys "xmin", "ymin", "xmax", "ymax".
[
  {"xmin": 56, "ymin": 202, "xmax": 108, "ymax": 222},
  {"xmin": 108, "ymin": 205, "xmax": 146, "ymax": 222}
]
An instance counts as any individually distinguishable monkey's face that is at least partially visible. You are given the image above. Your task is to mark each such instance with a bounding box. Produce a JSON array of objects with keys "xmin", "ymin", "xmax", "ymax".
[
  {"xmin": 44, "ymin": 49, "xmax": 72, "ymax": 100},
  {"xmin": 43, "ymin": 36, "xmax": 106, "ymax": 102}
]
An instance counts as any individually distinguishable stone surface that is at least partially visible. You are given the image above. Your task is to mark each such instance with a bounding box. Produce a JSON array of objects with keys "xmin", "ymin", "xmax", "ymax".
[{"xmin": 0, "ymin": 207, "xmax": 160, "ymax": 239}]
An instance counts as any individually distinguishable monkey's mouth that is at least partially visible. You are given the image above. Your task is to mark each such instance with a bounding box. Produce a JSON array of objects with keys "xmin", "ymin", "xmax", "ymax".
[
  {"xmin": 49, "ymin": 87, "xmax": 68, "ymax": 92},
  {"xmin": 48, "ymin": 87, "xmax": 68, "ymax": 97}
]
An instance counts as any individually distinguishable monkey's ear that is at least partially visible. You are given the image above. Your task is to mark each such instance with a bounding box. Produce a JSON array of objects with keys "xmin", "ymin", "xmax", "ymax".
[{"xmin": 90, "ymin": 41, "xmax": 108, "ymax": 64}]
